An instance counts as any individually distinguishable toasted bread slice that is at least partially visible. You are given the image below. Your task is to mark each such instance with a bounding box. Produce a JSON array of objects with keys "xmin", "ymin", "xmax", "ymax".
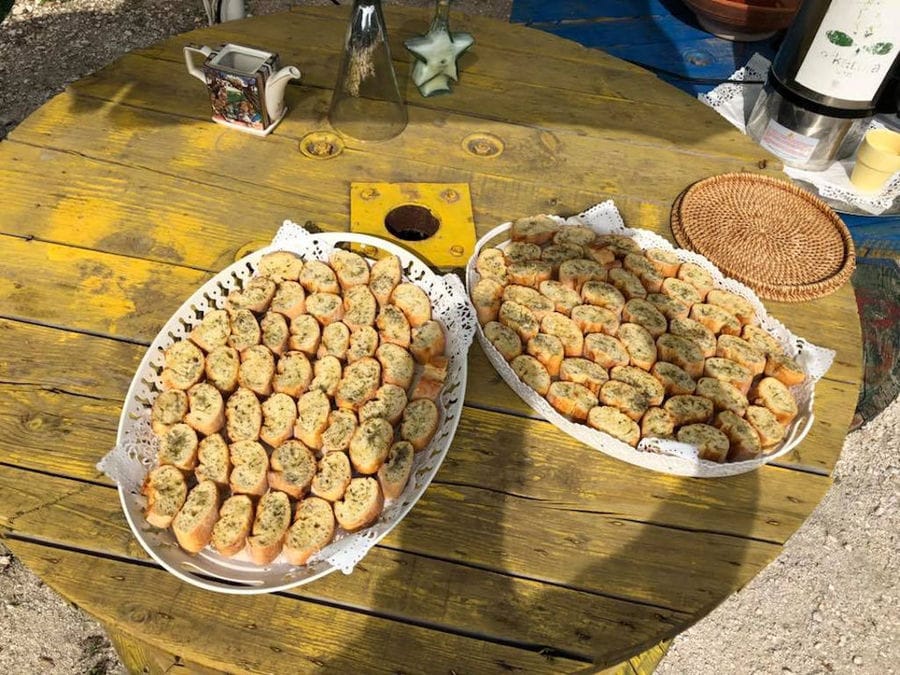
[
  {"xmin": 547, "ymin": 381, "xmax": 598, "ymax": 421},
  {"xmin": 764, "ymin": 352, "xmax": 806, "ymax": 387},
  {"xmin": 271, "ymin": 280, "xmax": 306, "ymax": 319},
  {"xmin": 676, "ymin": 423, "xmax": 730, "ymax": 463},
  {"xmin": 284, "ymin": 497, "xmax": 336, "ymax": 565},
  {"xmin": 211, "ymin": 494, "xmax": 254, "ymax": 557},
  {"xmin": 540, "ymin": 312, "xmax": 584, "ymax": 357},
  {"xmin": 502, "ymin": 285, "xmax": 554, "ymax": 321},
  {"xmin": 610, "ymin": 365, "xmax": 665, "ymax": 406},
  {"xmin": 661, "ymin": 277, "xmax": 701, "ymax": 308},
  {"xmin": 391, "ymin": 283, "xmax": 432, "ymax": 328},
  {"xmin": 507, "ymin": 260, "xmax": 553, "ymax": 288},
  {"xmin": 151, "ymin": 389, "xmax": 188, "ymax": 436},
  {"xmin": 622, "ymin": 299, "xmax": 667, "ymax": 338},
  {"xmin": 663, "ymin": 395, "xmax": 714, "ymax": 426},
  {"xmin": 593, "ymin": 233, "xmax": 641, "ymax": 258},
  {"xmin": 644, "ymin": 248, "xmax": 681, "ymax": 277},
  {"xmin": 299, "ymin": 260, "xmax": 340, "ymax": 294},
  {"xmin": 656, "ymin": 333, "xmax": 704, "ymax": 379},
  {"xmin": 318, "ymin": 321, "xmax": 351, "ymax": 361},
  {"xmin": 745, "ymin": 405, "xmax": 786, "ymax": 448},
  {"xmin": 294, "ymin": 389, "xmax": 331, "ymax": 449},
  {"xmin": 715, "ymin": 411, "xmax": 762, "ymax": 462},
  {"xmin": 268, "ymin": 439, "xmax": 317, "ymax": 499},
  {"xmin": 608, "ymin": 268, "xmax": 647, "ymax": 300},
  {"xmin": 321, "ymin": 409, "xmax": 358, "ymax": 454},
  {"xmin": 558, "ymin": 258, "xmax": 606, "ymax": 293},
  {"xmin": 378, "ymin": 441, "xmax": 415, "ymax": 499},
  {"xmin": 559, "ymin": 357, "xmax": 608, "ymax": 395},
  {"xmin": 669, "ymin": 317, "xmax": 717, "ymax": 358},
  {"xmin": 161, "ymin": 340, "xmax": 205, "ymax": 391},
  {"xmin": 641, "ymin": 407, "xmax": 675, "ymax": 439},
  {"xmin": 330, "ymin": 249, "xmax": 371, "ymax": 290},
  {"xmin": 343, "ymin": 285, "xmax": 377, "ymax": 331},
  {"xmin": 475, "ymin": 247, "xmax": 509, "ymax": 284},
  {"xmin": 704, "ymin": 357, "xmax": 753, "ymax": 395},
  {"xmin": 510, "ymin": 354, "xmax": 551, "ymax": 396},
  {"xmin": 751, "ymin": 377, "xmax": 798, "ymax": 424},
  {"xmin": 335, "ymin": 357, "xmax": 381, "ymax": 411},
  {"xmin": 526, "ymin": 333, "xmax": 565, "ymax": 378},
  {"xmin": 228, "ymin": 440, "xmax": 269, "ymax": 496},
  {"xmin": 369, "ymin": 254, "xmax": 402, "ymax": 307},
  {"xmin": 172, "ymin": 480, "xmax": 220, "ymax": 554},
  {"xmin": 260, "ymin": 392, "xmax": 298, "ymax": 447},
  {"xmin": 510, "ymin": 214, "xmax": 559, "ymax": 245},
  {"xmin": 376, "ymin": 342, "xmax": 415, "ymax": 390},
  {"xmin": 617, "ymin": 323, "xmax": 658, "ymax": 371},
  {"xmin": 471, "ymin": 277, "xmax": 504, "ymax": 325},
  {"xmin": 184, "ymin": 382, "xmax": 225, "ymax": 436},
  {"xmin": 310, "ymin": 355, "xmax": 342, "ymax": 398},
  {"xmin": 541, "ymin": 244, "xmax": 584, "ymax": 273},
  {"xmin": 584, "ymin": 242, "xmax": 616, "ymax": 266},
  {"xmin": 189, "ymin": 308, "xmax": 230, "ymax": 353},
  {"xmin": 257, "ymin": 251, "xmax": 303, "ymax": 282},
  {"xmin": 248, "ymin": 490, "xmax": 292, "ymax": 565},
  {"xmin": 706, "ymin": 289, "xmax": 756, "ymax": 325},
  {"xmin": 741, "ymin": 324, "xmax": 783, "ymax": 356},
  {"xmin": 376, "ymin": 304, "xmax": 412, "ymax": 348},
  {"xmin": 583, "ymin": 333, "xmax": 629, "ymax": 369},
  {"xmin": 272, "ymin": 350, "xmax": 313, "ymax": 398},
  {"xmin": 424, "ymin": 355, "xmax": 449, "ymax": 383},
  {"xmin": 288, "ymin": 314, "xmax": 321, "ymax": 356},
  {"xmin": 158, "ymin": 423, "xmax": 199, "ymax": 470},
  {"xmin": 225, "ymin": 387, "xmax": 262, "ymax": 442},
  {"xmin": 570, "ymin": 304, "xmax": 619, "ymax": 336},
  {"xmin": 227, "ymin": 308, "xmax": 261, "ymax": 352},
  {"xmin": 228, "ymin": 277, "xmax": 275, "ymax": 313},
  {"xmin": 306, "ymin": 292, "xmax": 345, "ymax": 326},
  {"xmin": 311, "ymin": 451, "xmax": 352, "ymax": 502},
  {"xmin": 598, "ymin": 380, "xmax": 649, "ymax": 421},
  {"xmin": 650, "ymin": 361, "xmax": 697, "ymax": 396},
  {"xmin": 646, "ymin": 293, "xmax": 690, "ymax": 322},
  {"xmin": 676, "ymin": 262, "xmax": 714, "ymax": 300},
  {"xmin": 349, "ymin": 417, "xmax": 394, "ymax": 474},
  {"xmin": 587, "ymin": 406, "xmax": 640, "ymax": 447},
  {"xmin": 142, "ymin": 464, "xmax": 187, "ymax": 529},
  {"xmin": 260, "ymin": 311, "xmax": 290, "ymax": 356},
  {"xmin": 716, "ymin": 335, "xmax": 766, "ymax": 376},
  {"xmin": 400, "ymin": 399, "xmax": 439, "ymax": 451},
  {"xmin": 359, "ymin": 384, "xmax": 408, "ymax": 425},
  {"xmin": 347, "ymin": 325, "xmax": 380, "ymax": 363},
  {"xmin": 553, "ymin": 224, "xmax": 597, "ymax": 247},
  {"xmin": 503, "ymin": 241, "xmax": 542, "ymax": 263},
  {"xmin": 237, "ymin": 344, "xmax": 275, "ymax": 397},
  {"xmin": 409, "ymin": 375, "xmax": 444, "ymax": 402},
  {"xmin": 689, "ymin": 303, "xmax": 741, "ymax": 337},
  {"xmin": 195, "ymin": 433, "xmax": 230, "ymax": 486},
  {"xmin": 334, "ymin": 477, "xmax": 384, "ymax": 532},
  {"xmin": 483, "ymin": 321, "xmax": 523, "ymax": 362},
  {"xmin": 410, "ymin": 320, "xmax": 446, "ymax": 365},
  {"xmin": 539, "ymin": 280, "xmax": 582, "ymax": 315},
  {"xmin": 696, "ymin": 377, "xmax": 748, "ymax": 417},
  {"xmin": 580, "ymin": 280, "xmax": 626, "ymax": 313}
]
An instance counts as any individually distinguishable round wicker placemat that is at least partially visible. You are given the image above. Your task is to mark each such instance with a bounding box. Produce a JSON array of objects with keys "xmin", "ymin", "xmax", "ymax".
[{"xmin": 671, "ymin": 173, "xmax": 856, "ymax": 302}]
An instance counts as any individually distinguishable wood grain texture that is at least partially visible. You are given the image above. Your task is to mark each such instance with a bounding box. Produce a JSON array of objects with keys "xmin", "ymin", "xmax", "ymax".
[{"xmin": 0, "ymin": 6, "xmax": 862, "ymax": 671}]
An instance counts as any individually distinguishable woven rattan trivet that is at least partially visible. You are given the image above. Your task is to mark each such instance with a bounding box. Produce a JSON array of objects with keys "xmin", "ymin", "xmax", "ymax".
[{"xmin": 671, "ymin": 173, "xmax": 856, "ymax": 302}]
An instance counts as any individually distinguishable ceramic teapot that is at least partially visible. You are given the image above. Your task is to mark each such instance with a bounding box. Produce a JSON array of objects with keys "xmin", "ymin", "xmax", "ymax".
[{"xmin": 184, "ymin": 43, "xmax": 301, "ymax": 136}]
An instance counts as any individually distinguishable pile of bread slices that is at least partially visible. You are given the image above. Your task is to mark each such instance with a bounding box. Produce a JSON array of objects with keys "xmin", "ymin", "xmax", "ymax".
[
  {"xmin": 471, "ymin": 216, "xmax": 805, "ymax": 463},
  {"xmin": 143, "ymin": 249, "xmax": 447, "ymax": 565}
]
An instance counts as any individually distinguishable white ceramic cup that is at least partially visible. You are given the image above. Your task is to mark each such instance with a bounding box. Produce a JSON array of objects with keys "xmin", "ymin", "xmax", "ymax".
[{"xmin": 850, "ymin": 128, "xmax": 900, "ymax": 194}]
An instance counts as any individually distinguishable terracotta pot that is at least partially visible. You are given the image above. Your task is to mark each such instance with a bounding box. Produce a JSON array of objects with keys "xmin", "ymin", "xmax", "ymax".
[{"xmin": 682, "ymin": 0, "xmax": 801, "ymax": 41}]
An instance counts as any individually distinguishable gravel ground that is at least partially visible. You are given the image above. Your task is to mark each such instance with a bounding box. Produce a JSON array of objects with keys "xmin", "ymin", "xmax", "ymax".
[{"xmin": 1, "ymin": 1, "xmax": 897, "ymax": 673}]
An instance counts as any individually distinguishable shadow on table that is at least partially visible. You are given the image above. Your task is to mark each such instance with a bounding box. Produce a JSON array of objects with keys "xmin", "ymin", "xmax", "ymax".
[{"xmin": 332, "ymin": 343, "xmax": 763, "ymax": 672}]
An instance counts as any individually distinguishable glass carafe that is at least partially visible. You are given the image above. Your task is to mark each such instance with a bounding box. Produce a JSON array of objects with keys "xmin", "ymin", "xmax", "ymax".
[{"xmin": 328, "ymin": 0, "xmax": 407, "ymax": 141}]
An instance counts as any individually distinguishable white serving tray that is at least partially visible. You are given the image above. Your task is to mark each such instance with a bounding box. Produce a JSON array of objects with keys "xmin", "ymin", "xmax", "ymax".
[
  {"xmin": 100, "ymin": 222, "xmax": 476, "ymax": 593},
  {"xmin": 465, "ymin": 201, "xmax": 835, "ymax": 478}
]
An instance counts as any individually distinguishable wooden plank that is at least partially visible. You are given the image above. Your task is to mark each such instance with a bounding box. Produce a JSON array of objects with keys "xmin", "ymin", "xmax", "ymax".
[
  {"xmin": 106, "ymin": 626, "xmax": 227, "ymax": 675},
  {"xmin": 8, "ymin": 539, "xmax": 587, "ymax": 673},
  {"xmin": 0, "ymin": 465, "xmax": 688, "ymax": 661}
]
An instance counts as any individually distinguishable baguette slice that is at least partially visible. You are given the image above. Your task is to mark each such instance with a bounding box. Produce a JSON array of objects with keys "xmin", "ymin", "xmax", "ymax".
[
  {"xmin": 400, "ymin": 398, "xmax": 440, "ymax": 451},
  {"xmin": 318, "ymin": 321, "xmax": 351, "ymax": 361},
  {"xmin": 539, "ymin": 280, "xmax": 583, "ymax": 315},
  {"xmin": 321, "ymin": 409, "xmax": 359, "ymax": 454},
  {"xmin": 593, "ymin": 233, "xmax": 642, "ymax": 258},
  {"xmin": 225, "ymin": 387, "xmax": 262, "ymax": 442},
  {"xmin": 306, "ymin": 292, "xmax": 345, "ymax": 326},
  {"xmin": 716, "ymin": 335, "xmax": 767, "ymax": 376},
  {"xmin": 608, "ymin": 268, "xmax": 647, "ymax": 300},
  {"xmin": 228, "ymin": 440, "xmax": 269, "ymax": 496},
  {"xmin": 260, "ymin": 392, "xmax": 298, "ymax": 448},
  {"xmin": 570, "ymin": 304, "xmax": 619, "ymax": 336},
  {"xmin": 475, "ymin": 247, "xmax": 509, "ymax": 284},
  {"xmin": 507, "ymin": 260, "xmax": 553, "ymax": 288},
  {"xmin": 158, "ymin": 423, "xmax": 199, "ymax": 471},
  {"xmin": 311, "ymin": 451, "xmax": 352, "ymax": 502},
  {"xmin": 349, "ymin": 417, "xmax": 394, "ymax": 474},
  {"xmin": 347, "ymin": 325, "xmax": 380, "ymax": 363},
  {"xmin": 142, "ymin": 464, "xmax": 187, "ymax": 529},
  {"xmin": 741, "ymin": 324, "xmax": 783, "ymax": 356},
  {"xmin": 553, "ymin": 224, "xmax": 597, "ymax": 247},
  {"xmin": 294, "ymin": 389, "xmax": 331, "ymax": 449},
  {"xmin": 288, "ymin": 314, "xmax": 321, "ymax": 355},
  {"xmin": 745, "ymin": 405, "xmax": 786, "ymax": 448},
  {"xmin": 669, "ymin": 317, "xmax": 717, "ymax": 358},
  {"xmin": 558, "ymin": 258, "xmax": 606, "ymax": 292},
  {"xmin": 540, "ymin": 312, "xmax": 584, "ymax": 357},
  {"xmin": 581, "ymin": 280, "xmax": 626, "ymax": 313},
  {"xmin": 661, "ymin": 277, "xmax": 702, "ymax": 308},
  {"xmin": 500, "ymin": 301, "xmax": 540, "ymax": 342},
  {"xmin": 618, "ymin": 322, "xmax": 658, "ymax": 371},
  {"xmin": 272, "ymin": 350, "xmax": 313, "ymax": 398},
  {"xmin": 309, "ymin": 354, "xmax": 342, "ymax": 398},
  {"xmin": 696, "ymin": 377, "xmax": 749, "ymax": 417},
  {"xmin": 228, "ymin": 277, "xmax": 275, "ymax": 313},
  {"xmin": 559, "ymin": 357, "xmax": 609, "ymax": 395},
  {"xmin": 622, "ymin": 299, "xmax": 667, "ymax": 338},
  {"xmin": 598, "ymin": 380, "xmax": 649, "ymax": 421},
  {"xmin": 583, "ymin": 333, "xmax": 629, "ymax": 370},
  {"xmin": 410, "ymin": 320, "xmax": 446, "ymax": 365},
  {"xmin": 211, "ymin": 494, "xmax": 254, "ymax": 557},
  {"xmin": 547, "ymin": 381, "xmax": 598, "ymax": 421},
  {"xmin": 676, "ymin": 423, "xmax": 730, "ymax": 463},
  {"xmin": 260, "ymin": 311, "xmax": 290, "ymax": 356},
  {"xmin": 258, "ymin": 251, "xmax": 303, "ymax": 282},
  {"xmin": 184, "ymin": 382, "xmax": 225, "ymax": 436},
  {"xmin": 248, "ymin": 490, "xmax": 292, "ymax": 565},
  {"xmin": 510, "ymin": 214, "xmax": 559, "ymax": 244},
  {"xmin": 502, "ymin": 285, "xmax": 554, "ymax": 321},
  {"xmin": 645, "ymin": 248, "xmax": 681, "ymax": 277},
  {"xmin": 610, "ymin": 365, "xmax": 665, "ymax": 406},
  {"xmin": 378, "ymin": 441, "xmax": 415, "ymax": 499},
  {"xmin": 503, "ymin": 241, "xmax": 542, "ymax": 263},
  {"xmin": 343, "ymin": 285, "xmax": 377, "ymax": 331},
  {"xmin": 484, "ymin": 321, "xmax": 523, "ymax": 362},
  {"xmin": 706, "ymin": 289, "xmax": 756, "ymax": 325},
  {"xmin": 358, "ymin": 383, "xmax": 408, "ymax": 425},
  {"xmin": 704, "ymin": 357, "xmax": 753, "ymax": 395},
  {"xmin": 541, "ymin": 243, "xmax": 584, "ymax": 272},
  {"xmin": 676, "ymin": 262, "xmax": 714, "ymax": 300},
  {"xmin": 330, "ymin": 249, "xmax": 371, "ymax": 290},
  {"xmin": 271, "ymin": 280, "xmax": 306, "ymax": 319},
  {"xmin": 205, "ymin": 345, "xmax": 241, "ymax": 394},
  {"xmin": 335, "ymin": 357, "xmax": 381, "ymax": 411},
  {"xmin": 715, "ymin": 410, "xmax": 762, "ymax": 462},
  {"xmin": 268, "ymin": 439, "xmax": 317, "ymax": 499},
  {"xmin": 526, "ymin": 333, "xmax": 565, "ymax": 378},
  {"xmin": 587, "ymin": 406, "xmax": 640, "ymax": 447},
  {"xmin": 299, "ymin": 260, "xmax": 340, "ymax": 294},
  {"xmin": 172, "ymin": 481, "xmax": 220, "ymax": 554},
  {"xmin": 656, "ymin": 333, "xmax": 704, "ymax": 379},
  {"xmin": 646, "ymin": 293, "xmax": 690, "ymax": 322},
  {"xmin": 189, "ymin": 308, "xmax": 230, "ymax": 353},
  {"xmin": 391, "ymin": 283, "xmax": 432, "ymax": 328},
  {"xmin": 471, "ymin": 277, "xmax": 505, "ymax": 325},
  {"xmin": 195, "ymin": 433, "xmax": 230, "ymax": 486},
  {"xmin": 334, "ymin": 477, "xmax": 384, "ymax": 532},
  {"xmin": 376, "ymin": 304, "xmax": 412, "ymax": 348},
  {"xmin": 284, "ymin": 497, "xmax": 336, "ymax": 565},
  {"xmin": 689, "ymin": 303, "xmax": 742, "ymax": 337},
  {"xmin": 161, "ymin": 340, "xmax": 205, "ymax": 391},
  {"xmin": 510, "ymin": 354, "xmax": 551, "ymax": 396},
  {"xmin": 238, "ymin": 344, "xmax": 275, "ymax": 397},
  {"xmin": 369, "ymin": 254, "xmax": 402, "ymax": 307},
  {"xmin": 641, "ymin": 407, "xmax": 675, "ymax": 439},
  {"xmin": 228, "ymin": 308, "xmax": 261, "ymax": 352},
  {"xmin": 377, "ymin": 342, "xmax": 415, "ymax": 389},
  {"xmin": 650, "ymin": 361, "xmax": 697, "ymax": 396},
  {"xmin": 151, "ymin": 389, "xmax": 189, "ymax": 436},
  {"xmin": 751, "ymin": 377, "xmax": 798, "ymax": 424},
  {"xmin": 409, "ymin": 375, "xmax": 444, "ymax": 402},
  {"xmin": 764, "ymin": 352, "xmax": 806, "ymax": 387},
  {"xmin": 663, "ymin": 395, "xmax": 714, "ymax": 426}
]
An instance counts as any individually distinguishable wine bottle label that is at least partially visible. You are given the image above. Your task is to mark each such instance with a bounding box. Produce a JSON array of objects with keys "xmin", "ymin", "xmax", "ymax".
[
  {"xmin": 794, "ymin": 0, "xmax": 900, "ymax": 103},
  {"xmin": 758, "ymin": 119, "xmax": 820, "ymax": 164}
]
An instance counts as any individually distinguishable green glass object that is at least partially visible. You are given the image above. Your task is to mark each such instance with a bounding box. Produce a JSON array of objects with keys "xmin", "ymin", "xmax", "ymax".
[
  {"xmin": 404, "ymin": 0, "xmax": 474, "ymax": 97},
  {"xmin": 329, "ymin": 0, "xmax": 407, "ymax": 141}
]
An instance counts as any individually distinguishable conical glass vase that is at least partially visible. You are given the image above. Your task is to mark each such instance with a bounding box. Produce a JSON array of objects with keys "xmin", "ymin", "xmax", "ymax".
[{"xmin": 328, "ymin": 0, "xmax": 407, "ymax": 142}]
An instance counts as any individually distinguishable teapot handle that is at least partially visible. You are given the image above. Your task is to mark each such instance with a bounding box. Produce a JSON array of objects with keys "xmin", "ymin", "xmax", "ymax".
[{"xmin": 184, "ymin": 45, "xmax": 214, "ymax": 83}]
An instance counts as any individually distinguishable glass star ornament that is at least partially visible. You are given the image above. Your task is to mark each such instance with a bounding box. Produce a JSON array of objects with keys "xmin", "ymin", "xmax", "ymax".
[{"xmin": 404, "ymin": 0, "xmax": 474, "ymax": 97}]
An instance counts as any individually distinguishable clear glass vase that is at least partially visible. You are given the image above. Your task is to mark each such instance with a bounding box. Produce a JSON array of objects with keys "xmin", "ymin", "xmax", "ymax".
[{"xmin": 328, "ymin": 0, "xmax": 407, "ymax": 142}]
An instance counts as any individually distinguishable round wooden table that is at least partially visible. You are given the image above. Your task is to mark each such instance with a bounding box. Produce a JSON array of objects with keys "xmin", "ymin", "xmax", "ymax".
[{"xmin": 0, "ymin": 6, "xmax": 862, "ymax": 673}]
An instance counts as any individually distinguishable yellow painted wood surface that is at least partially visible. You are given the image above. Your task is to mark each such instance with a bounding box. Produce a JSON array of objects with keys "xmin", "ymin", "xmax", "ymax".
[{"xmin": 0, "ymin": 6, "xmax": 862, "ymax": 673}]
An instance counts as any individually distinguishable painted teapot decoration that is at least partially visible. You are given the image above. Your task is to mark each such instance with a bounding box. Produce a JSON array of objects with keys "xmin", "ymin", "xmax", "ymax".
[{"xmin": 184, "ymin": 43, "xmax": 301, "ymax": 136}]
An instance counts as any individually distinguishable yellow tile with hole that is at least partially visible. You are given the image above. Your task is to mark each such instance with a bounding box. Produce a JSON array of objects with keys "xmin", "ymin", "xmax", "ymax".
[{"xmin": 349, "ymin": 182, "xmax": 476, "ymax": 269}]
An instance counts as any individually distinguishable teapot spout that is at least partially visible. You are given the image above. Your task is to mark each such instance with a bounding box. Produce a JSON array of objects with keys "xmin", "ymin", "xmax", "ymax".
[{"xmin": 265, "ymin": 66, "xmax": 301, "ymax": 123}]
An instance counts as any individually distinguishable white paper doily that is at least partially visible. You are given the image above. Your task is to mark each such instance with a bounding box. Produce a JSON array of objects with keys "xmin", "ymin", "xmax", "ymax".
[
  {"xmin": 466, "ymin": 201, "xmax": 834, "ymax": 478},
  {"xmin": 99, "ymin": 221, "xmax": 476, "ymax": 594},
  {"xmin": 700, "ymin": 54, "xmax": 900, "ymax": 216}
]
